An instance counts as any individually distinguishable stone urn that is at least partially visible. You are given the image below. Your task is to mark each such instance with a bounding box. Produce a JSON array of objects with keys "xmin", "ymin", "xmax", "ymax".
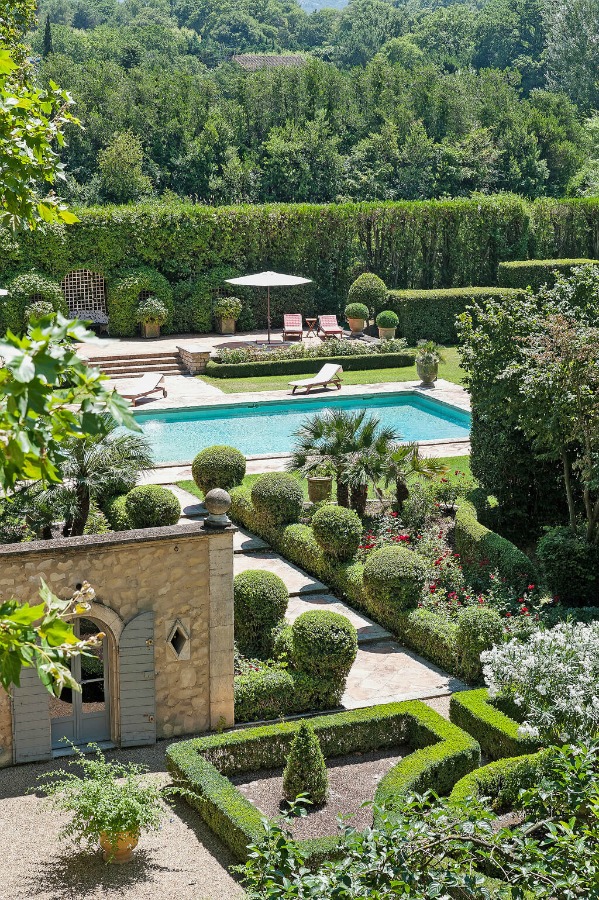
[
  {"xmin": 100, "ymin": 830, "xmax": 139, "ymax": 864},
  {"xmin": 141, "ymin": 322, "xmax": 160, "ymax": 339},
  {"xmin": 216, "ymin": 317, "xmax": 236, "ymax": 335},
  {"xmin": 347, "ymin": 317, "xmax": 366, "ymax": 337},
  {"xmin": 307, "ymin": 476, "xmax": 333, "ymax": 503},
  {"xmin": 378, "ymin": 326, "xmax": 396, "ymax": 340},
  {"xmin": 204, "ymin": 488, "xmax": 232, "ymax": 528},
  {"xmin": 416, "ymin": 358, "xmax": 439, "ymax": 386}
]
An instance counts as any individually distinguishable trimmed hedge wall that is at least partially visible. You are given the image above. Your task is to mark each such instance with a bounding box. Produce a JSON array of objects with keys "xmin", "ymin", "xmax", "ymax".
[
  {"xmin": 166, "ymin": 701, "xmax": 480, "ymax": 864},
  {"xmin": 385, "ymin": 287, "xmax": 521, "ymax": 344},
  {"xmin": 497, "ymin": 258, "xmax": 599, "ymax": 292},
  {"xmin": 3, "ymin": 196, "xmax": 599, "ymax": 331},
  {"xmin": 454, "ymin": 499, "xmax": 538, "ymax": 590},
  {"xmin": 449, "ymin": 689, "xmax": 542, "ymax": 761},
  {"xmin": 205, "ymin": 351, "xmax": 415, "ymax": 379},
  {"xmin": 449, "ymin": 749, "xmax": 549, "ymax": 810}
]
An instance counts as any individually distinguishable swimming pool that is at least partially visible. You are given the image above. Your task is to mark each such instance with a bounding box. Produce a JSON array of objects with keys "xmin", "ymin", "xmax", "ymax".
[{"xmin": 134, "ymin": 392, "xmax": 470, "ymax": 463}]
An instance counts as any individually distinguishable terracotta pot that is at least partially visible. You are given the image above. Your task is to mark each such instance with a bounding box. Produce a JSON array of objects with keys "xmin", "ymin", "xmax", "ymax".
[
  {"xmin": 141, "ymin": 322, "xmax": 160, "ymax": 339},
  {"xmin": 416, "ymin": 359, "xmax": 438, "ymax": 385},
  {"xmin": 217, "ymin": 317, "xmax": 236, "ymax": 335},
  {"xmin": 378, "ymin": 326, "xmax": 396, "ymax": 340},
  {"xmin": 99, "ymin": 830, "xmax": 139, "ymax": 864},
  {"xmin": 307, "ymin": 476, "xmax": 333, "ymax": 503},
  {"xmin": 347, "ymin": 317, "xmax": 365, "ymax": 336}
]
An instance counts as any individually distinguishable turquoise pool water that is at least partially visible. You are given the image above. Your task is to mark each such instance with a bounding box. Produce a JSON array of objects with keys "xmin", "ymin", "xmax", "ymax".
[{"xmin": 134, "ymin": 392, "xmax": 470, "ymax": 463}]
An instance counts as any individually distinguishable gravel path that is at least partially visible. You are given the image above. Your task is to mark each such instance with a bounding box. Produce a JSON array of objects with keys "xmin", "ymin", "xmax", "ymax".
[{"xmin": 0, "ymin": 741, "xmax": 244, "ymax": 900}]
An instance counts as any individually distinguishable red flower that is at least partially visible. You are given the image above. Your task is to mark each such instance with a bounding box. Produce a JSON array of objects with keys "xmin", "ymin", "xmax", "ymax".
[
  {"xmin": 506, "ymin": 612, "xmax": 512, "ymax": 618},
  {"xmin": 429, "ymin": 584, "xmax": 437, "ymax": 594},
  {"xmin": 389, "ymin": 511, "xmax": 398, "ymax": 518},
  {"xmin": 528, "ymin": 584, "xmax": 535, "ymax": 592}
]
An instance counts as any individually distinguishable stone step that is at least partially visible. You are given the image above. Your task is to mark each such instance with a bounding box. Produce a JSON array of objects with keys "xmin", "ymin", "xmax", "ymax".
[
  {"xmin": 103, "ymin": 364, "xmax": 186, "ymax": 378},
  {"xmin": 286, "ymin": 594, "xmax": 392, "ymax": 645},
  {"xmin": 85, "ymin": 351, "xmax": 183, "ymax": 363},
  {"xmin": 233, "ymin": 551, "xmax": 326, "ymax": 597}
]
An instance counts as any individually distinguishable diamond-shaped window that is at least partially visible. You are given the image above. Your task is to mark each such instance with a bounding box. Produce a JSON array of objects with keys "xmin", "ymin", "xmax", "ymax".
[{"xmin": 167, "ymin": 621, "xmax": 190, "ymax": 660}]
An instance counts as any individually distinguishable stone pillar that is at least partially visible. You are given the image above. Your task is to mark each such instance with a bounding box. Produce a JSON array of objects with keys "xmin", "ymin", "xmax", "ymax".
[
  {"xmin": 207, "ymin": 530, "xmax": 236, "ymax": 729},
  {"xmin": 177, "ymin": 344, "xmax": 212, "ymax": 374}
]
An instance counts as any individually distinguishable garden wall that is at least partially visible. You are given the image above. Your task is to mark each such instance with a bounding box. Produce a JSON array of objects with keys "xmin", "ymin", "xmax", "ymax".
[
  {"xmin": 0, "ymin": 523, "xmax": 235, "ymax": 766},
  {"xmin": 1, "ymin": 196, "xmax": 598, "ymax": 330}
]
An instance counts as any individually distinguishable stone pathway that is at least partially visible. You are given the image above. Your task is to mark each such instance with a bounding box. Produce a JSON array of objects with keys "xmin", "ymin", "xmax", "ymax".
[{"xmin": 173, "ymin": 486, "xmax": 465, "ymax": 709}]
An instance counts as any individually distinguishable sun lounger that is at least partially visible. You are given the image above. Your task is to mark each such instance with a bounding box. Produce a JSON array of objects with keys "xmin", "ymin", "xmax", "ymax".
[
  {"xmin": 113, "ymin": 373, "xmax": 167, "ymax": 406},
  {"xmin": 318, "ymin": 314, "xmax": 343, "ymax": 339},
  {"xmin": 289, "ymin": 364, "xmax": 343, "ymax": 395},
  {"xmin": 283, "ymin": 313, "xmax": 303, "ymax": 341}
]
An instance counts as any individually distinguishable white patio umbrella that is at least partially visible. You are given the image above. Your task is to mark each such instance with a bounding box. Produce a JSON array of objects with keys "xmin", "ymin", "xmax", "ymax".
[
  {"xmin": 0, "ymin": 289, "xmax": 7, "ymax": 295},
  {"xmin": 225, "ymin": 270, "xmax": 312, "ymax": 344}
]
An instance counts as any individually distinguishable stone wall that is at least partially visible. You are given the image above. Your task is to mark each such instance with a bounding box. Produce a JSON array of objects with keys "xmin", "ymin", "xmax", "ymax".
[
  {"xmin": 177, "ymin": 344, "xmax": 212, "ymax": 374},
  {"xmin": 0, "ymin": 523, "xmax": 234, "ymax": 765}
]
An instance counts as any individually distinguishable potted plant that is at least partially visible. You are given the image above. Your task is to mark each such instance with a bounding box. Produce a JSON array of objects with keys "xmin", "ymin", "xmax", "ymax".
[
  {"xmin": 375, "ymin": 309, "xmax": 399, "ymax": 340},
  {"xmin": 306, "ymin": 462, "xmax": 334, "ymax": 503},
  {"xmin": 214, "ymin": 296, "xmax": 242, "ymax": 335},
  {"xmin": 415, "ymin": 340, "xmax": 444, "ymax": 386},
  {"xmin": 36, "ymin": 744, "xmax": 166, "ymax": 863},
  {"xmin": 344, "ymin": 302, "xmax": 369, "ymax": 337},
  {"xmin": 136, "ymin": 296, "xmax": 168, "ymax": 339}
]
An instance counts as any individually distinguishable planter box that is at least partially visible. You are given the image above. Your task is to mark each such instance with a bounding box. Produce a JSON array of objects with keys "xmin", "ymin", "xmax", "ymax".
[
  {"xmin": 141, "ymin": 322, "xmax": 160, "ymax": 339},
  {"xmin": 217, "ymin": 317, "xmax": 236, "ymax": 335}
]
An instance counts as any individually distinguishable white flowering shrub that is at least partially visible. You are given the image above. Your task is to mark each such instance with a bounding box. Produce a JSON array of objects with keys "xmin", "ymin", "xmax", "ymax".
[{"xmin": 482, "ymin": 622, "xmax": 599, "ymax": 744}]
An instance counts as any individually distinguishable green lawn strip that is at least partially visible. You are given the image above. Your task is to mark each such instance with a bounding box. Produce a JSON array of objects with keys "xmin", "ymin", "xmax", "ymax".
[
  {"xmin": 166, "ymin": 700, "xmax": 480, "ymax": 864},
  {"xmin": 198, "ymin": 346, "xmax": 465, "ymax": 393}
]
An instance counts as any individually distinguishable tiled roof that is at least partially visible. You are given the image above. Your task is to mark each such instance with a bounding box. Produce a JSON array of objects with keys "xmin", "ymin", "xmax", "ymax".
[{"xmin": 231, "ymin": 54, "xmax": 307, "ymax": 71}]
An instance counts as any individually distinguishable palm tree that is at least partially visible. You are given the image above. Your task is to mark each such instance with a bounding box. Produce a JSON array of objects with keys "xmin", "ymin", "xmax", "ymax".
[
  {"xmin": 383, "ymin": 443, "xmax": 448, "ymax": 512},
  {"xmin": 60, "ymin": 416, "xmax": 154, "ymax": 536},
  {"xmin": 288, "ymin": 408, "xmax": 397, "ymax": 514}
]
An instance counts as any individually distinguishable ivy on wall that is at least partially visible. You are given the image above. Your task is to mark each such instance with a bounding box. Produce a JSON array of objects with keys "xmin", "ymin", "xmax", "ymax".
[{"xmin": 0, "ymin": 196, "xmax": 597, "ymax": 331}]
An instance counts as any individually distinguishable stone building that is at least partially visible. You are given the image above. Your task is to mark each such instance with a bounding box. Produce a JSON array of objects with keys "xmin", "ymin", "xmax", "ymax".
[{"xmin": 0, "ymin": 522, "xmax": 235, "ymax": 767}]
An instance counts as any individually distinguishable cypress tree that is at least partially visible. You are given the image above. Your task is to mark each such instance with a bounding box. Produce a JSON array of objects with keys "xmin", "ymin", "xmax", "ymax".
[
  {"xmin": 282, "ymin": 722, "xmax": 328, "ymax": 805},
  {"xmin": 42, "ymin": 16, "xmax": 53, "ymax": 58}
]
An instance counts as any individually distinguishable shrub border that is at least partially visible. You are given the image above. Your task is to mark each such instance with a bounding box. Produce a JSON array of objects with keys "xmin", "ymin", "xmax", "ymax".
[
  {"xmin": 449, "ymin": 749, "xmax": 548, "ymax": 808},
  {"xmin": 166, "ymin": 701, "xmax": 480, "ymax": 864},
  {"xmin": 205, "ymin": 351, "xmax": 415, "ymax": 379},
  {"xmin": 449, "ymin": 689, "xmax": 541, "ymax": 761}
]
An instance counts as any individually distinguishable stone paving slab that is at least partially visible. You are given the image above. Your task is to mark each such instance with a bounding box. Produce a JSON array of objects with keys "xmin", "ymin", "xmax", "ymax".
[
  {"xmin": 341, "ymin": 640, "xmax": 466, "ymax": 709},
  {"xmin": 169, "ymin": 484, "xmax": 207, "ymax": 517},
  {"xmin": 287, "ymin": 594, "xmax": 392, "ymax": 644},
  {"xmin": 233, "ymin": 551, "xmax": 327, "ymax": 596}
]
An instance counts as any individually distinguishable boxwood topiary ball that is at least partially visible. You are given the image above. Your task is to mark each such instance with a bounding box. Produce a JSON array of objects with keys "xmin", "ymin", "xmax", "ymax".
[
  {"xmin": 234, "ymin": 569, "xmax": 289, "ymax": 658},
  {"xmin": 124, "ymin": 485, "xmax": 181, "ymax": 529},
  {"xmin": 363, "ymin": 545, "xmax": 428, "ymax": 614},
  {"xmin": 192, "ymin": 445, "xmax": 246, "ymax": 496},
  {"xmin": 291, "ymin": 610, "xmax": 357, "ymax": 679},
  {"xmin": 348, "ymin": 272, "xmax": 387, "ymax": 311},
  {"xmin": 375, "ymin": 309, "xmax": 399, "ymax": 328},
  {"xmin": 251, "ymin": 472, "xmax": 304, "ymax": 526},
  {"xmin": 311, "ymin": 504, "xmax": 362, "ymax": 560}
]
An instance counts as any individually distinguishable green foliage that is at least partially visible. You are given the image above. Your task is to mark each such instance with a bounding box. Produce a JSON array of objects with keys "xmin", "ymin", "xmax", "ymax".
[
  {"xmin": 36, "ymin": 743, "xmax": 165, "ymax": 847},
  {"xmin": 250, "ymin": 473, "xmax": 304, "ymax": 526},
  {"xmin": 83, "ymin": 500, "xmax": 111, "ymax": 535},
  {"xmin": 107, "ymin": 267, "xmax": 173, "ymax": 337},
  {"xmin": 135, "ymin": 296, "xmax": 168, "ymax": 326},
  {"xmin": 537, "ymin": 526, "xmax": 599, "ymax": 605},
  {"xmin": 363, "ymin": 546, "xmax": 428, "ymax": 623},
  {"xmin": 311, "ymin": 504, "xmax": 362, "ymax": 560},
  {"xmin": 449, "ymin": 750, "xmax": 549, "ymax": 810},
  {"xmin": 375, "ymin": 309, "xmax": 398, "ymax": 328},
  {"xmin": 25, "ymin": 300, "xmax": 54, "ymax": 323},
  {"xmin": 344, "ymin": 301, "xmax": 369, "ymax": 320},
  {"xmin": 124, "ymin": 485, "xmax": 181, "ymax": 529},
  {"xmin": 449, "ymin": 688, "xmax": 541, "ymax": 760},
  {"xmin": 103, "ymin": 494, "xmax": 131, "ymax": 532},
  {"xmin": 98, "ymin": 131, "xmax": 152, "ymax": 204},
  {"xmin": 213, "ymin": 296, "xmax": 242, "ymax": 321},
  {"xmin": 454, "ymin": 500, "xmax": 538, "ymax": 590},
  {"xmin": 233, "ymin": 570, "xmax": 289, "ymax": 659},
  {"xmin": 282, "ymin": 722, "xmax": 328, "ymax": 805},
  {"xmin": 207, "ymin": 350, "xmax": 414, "ymax": 379},
  {"xmin": 291, "ymin": 610, "xmax": 357, "ymax": 682},
  {"xmin": 455, "ymin": 605, "xmax": 504, "ymax": 683},
  {"xmin": 348, "ymin": 273, "xmax": 387, "ymax": 311},
  {"xmin": 1, "ymin": 271, "xmax": 67, "ymax": 333},
  {"xmin": 497, "ymin": 258, "xmax": 599, "ymax": 291},
  {"xmin": 387, "ymin": 286, "xmax": 520, "ymax": 344},
  {"xmin": 192, "ymin": 445, "xmax": 246, "ymax": 496},
  {"xmin": 166, "ymin": 701, "xmax": 480, "ymax": 864}
]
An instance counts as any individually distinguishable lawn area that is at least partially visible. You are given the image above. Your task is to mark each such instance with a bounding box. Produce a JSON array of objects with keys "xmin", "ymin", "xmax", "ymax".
[{"xmin": 198, "ymin": 346, "xmax": 465, "ymax": 394}]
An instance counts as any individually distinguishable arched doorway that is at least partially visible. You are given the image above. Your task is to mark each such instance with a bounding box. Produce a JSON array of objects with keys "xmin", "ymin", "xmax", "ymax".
[{"xmin": 49, "ymin": 617, "xmax": 111, "ymax": 749}]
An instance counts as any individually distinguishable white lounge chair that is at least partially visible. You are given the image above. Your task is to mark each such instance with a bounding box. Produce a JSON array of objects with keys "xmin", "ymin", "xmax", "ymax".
[
  {"xmin": 289, "ymin": 364, "xmax": 343, "ymax": 395},
  {"xmin": 113, "ymin": 373, "xmax": 167, "ymax": 406}
]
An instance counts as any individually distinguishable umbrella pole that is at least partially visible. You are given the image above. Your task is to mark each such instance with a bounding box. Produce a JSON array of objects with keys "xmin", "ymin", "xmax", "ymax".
[{"xmin": 267, "ymin": 286, "xmax": 271, "ymax": 343}]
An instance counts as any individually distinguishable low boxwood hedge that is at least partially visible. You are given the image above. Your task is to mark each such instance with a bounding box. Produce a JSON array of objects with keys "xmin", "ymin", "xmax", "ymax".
[
  {"xmin": 166, "ymin": 701, "xmax": 480, "ymax": 864},
  {"xmin": 385, "ymin": 287, "xmax": 520, "ymax": 344},
  {"xmin": 449, "ymin": 749, "xmax": 549, "ymax": 810},
  {"xmin": 449, "ymin": 688, "xmax": 541, "ymax": 760},
  {"xmin": 205, "ymin": 351, "xmax": 415, "ymax": 379},
  {"xmin": 497, "ymin": 258, "xmax": 599, "ymax": 292},
  {"xmin": 235, "ymin": 667, "xmax": 342, "ymax": 723}
]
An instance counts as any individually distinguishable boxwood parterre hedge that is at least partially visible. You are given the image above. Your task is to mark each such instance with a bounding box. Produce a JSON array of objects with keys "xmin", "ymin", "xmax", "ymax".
[
  {"xmin": 166, "ymin": 701, "xmax": 480, "ymax": 864},
  {"xmin": 205, "ymin": 350, "xmax": 415, "ymax": 379},
  {"xmin": 449, "ymin": 688, "xmax": 542, "ymax": 761},
  {"xmin": 449, "ymin": 749, "xmax": 549, "ymax": 810}
]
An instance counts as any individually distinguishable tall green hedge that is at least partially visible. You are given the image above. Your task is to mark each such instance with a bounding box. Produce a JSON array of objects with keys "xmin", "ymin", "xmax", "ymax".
[
  {"xmin": 2, "ymin": 196, "xmax": 598, "ymax": 330},
  {"xmin": 497, "ymin": 258, "xmax": 599, "ymax": 292},
  {"xmin": 386, "ymin": 287, "xmax": 521, "ymax": 344}
]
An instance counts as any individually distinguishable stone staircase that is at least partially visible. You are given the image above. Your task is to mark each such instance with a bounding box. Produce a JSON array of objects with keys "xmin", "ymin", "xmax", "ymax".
[{"xmin": 84, "ymin": 351, "xmax": 187, "ymax": 379}]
